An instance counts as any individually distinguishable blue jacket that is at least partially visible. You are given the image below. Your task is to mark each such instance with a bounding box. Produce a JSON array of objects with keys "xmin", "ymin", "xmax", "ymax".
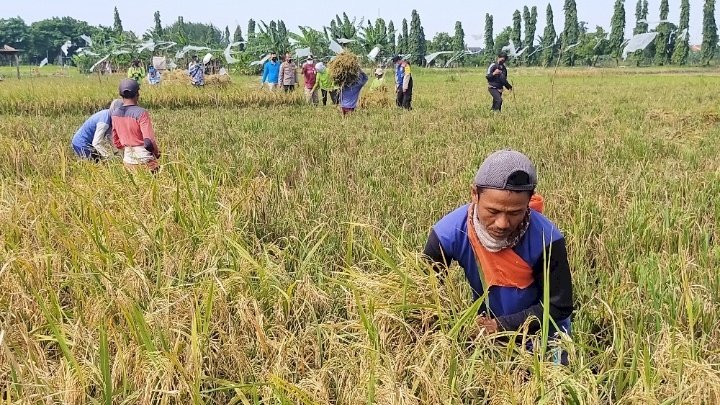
[
  {"xmin": 262, "ymin": 60, "xmax": 280, "ymax": 84},
  {"xmin": 427, "ymin": 204, "xmax": 572, "ymax": 334},
  {"xmin": 71, "ymin": 109, "xmax": 112, "ymax": 148},
  {"xmin": 339, "ymin": 72, "xmax": 368, "ymax": 109}
]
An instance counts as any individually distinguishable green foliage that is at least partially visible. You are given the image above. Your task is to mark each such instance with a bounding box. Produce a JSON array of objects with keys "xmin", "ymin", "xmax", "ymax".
[
  {"xmin": 654, "ymin": 0, "xmax": 671, "ymax": 65},
  {"xmin": 0, "ymin": 17, "xmax": 30, "ymax": 52},
  {"xmin": 523, "ymin": 7, "xmax": 538, "ymax": 66},
  {"xmin": 561, "ymin": 0, "xmax": 579, "ymax": 66},
  {"xmin": 288, "ymin": 26, "xmax": 329, "ymax": 58},
  {"xmin": 701, "ymin": 0, "xmax": 717, "ymax": 65},
  {"xmin": 511, "ymin": 10, "xmax": 522, "ymax": 52},
  {"xmin": 576, "ymin": 26, "xmax": 609, "ymax": 66},
  {"xmin": 387, "ymin": 21, "xmax": 396, "ymax": 55},
  {"xmin": 409, "ymin": 10, "xmax": 426, "ymax": 65},
  {"xmin": 671, "ymin": 0, "xmax": 690, "ymax": 65},
  {"xmin": 399, "ymin": 19, "xmax": 409, "ymax": 55},
  {"xmin": 541, "ymin": 4, "xmax": 557, "ymax": 67},
  {"xmin": 112, "ymin": 7, "xmax": 123, "ymax": 36},
  {"xmin": 484, "ymin": 14, "xmax": 494, "ymax": 64},
  {"xmin": 453, "ymin": 21, "xmax": 465, "ymax": 53},
  {"xmin": 609, "ymin": 0, "xmax": 626, "ymax": 63},
  {"xmin": 153, "ymin": 11, "xmax": 163, "ymax": 37}
]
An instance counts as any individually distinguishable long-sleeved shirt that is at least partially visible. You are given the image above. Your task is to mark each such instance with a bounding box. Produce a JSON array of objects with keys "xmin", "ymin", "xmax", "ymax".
[
  {"xmin": 312, "ymin": 70, "xmax": 336, "ymax": 91},
  {"xmin": 71, "ymin": 109, "xmax": 117, "ymax": 158},
  {"xmin": 339, "ymin": 71, "xmax": 368, "ymax": 109},
  {"xmin": 423, "ymin": 204, "xmax": 573, "ymax": 334},
  {"xmin": 486, "ymin": 62, "xmax": 512, "ymax": 90},
  {"xmin": 111, "ymin": 104, "xmax": 159, "ymax": 159},
  {"xmin": 278, "ymin": 61, "xmax": 298, "ymax": 86},
  {"xmin": 261, "ymin": 60, "xmax": 280, "ymax": 84}
]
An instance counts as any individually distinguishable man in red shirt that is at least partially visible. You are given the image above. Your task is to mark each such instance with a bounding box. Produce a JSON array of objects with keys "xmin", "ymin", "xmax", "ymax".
[
  {"xmin": 111, "ymin": 79, "xmax": 160, "ymax": 172},
  {"xmin": 301, "ymin": 56, "xmax": 318, "ymax": 105}
]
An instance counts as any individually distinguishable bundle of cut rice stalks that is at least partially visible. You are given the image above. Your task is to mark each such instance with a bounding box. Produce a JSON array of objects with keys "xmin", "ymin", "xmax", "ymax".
[{"xmin": 328, "ymin": 52, "xmax": 361, "ymax": 87}]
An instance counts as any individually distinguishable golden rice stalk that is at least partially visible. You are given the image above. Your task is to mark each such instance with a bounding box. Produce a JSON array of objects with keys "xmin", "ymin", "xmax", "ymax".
[{"xmin": 328, "ymin": 52, "xmax": 361, "ymax": 88}]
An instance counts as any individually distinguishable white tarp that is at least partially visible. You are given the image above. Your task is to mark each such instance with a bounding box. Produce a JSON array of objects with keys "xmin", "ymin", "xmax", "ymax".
[
  {"xmin": 39, "ymin": 57, "xmax": 48, "ymax": 67},
  {"xmin": 425, "ymin": 51, "xmax": 453, "ymax": 65},
  {"xmin": 622, "ymin": 32, "xmax": 658, "ymax": 59},
  {"xmin": 676, "ymin": 28, "xmax": 688, "ymax": 41},
  {"xmin": 250, "ymin": 54, "xmax": 271, "ymax": 66},
  {"xmin": 367, "ymin": 46, "xmax": 381, "ymax": 61},
  {"xmin": 89, "ymin": 55, "xmax": 110, "ymax": 72},
  {"xmin": 80, "ymin": 35, "xmax": 93, "ymax": 46},
  {"xmin": 138, "ymin": 40, "xmax": 156, "ymax": 53},
  {"xmin": 61, "ymin": 40, "xmax": 72, "ymax": 56},
  {"xmin": 224, "ymin": 42, "xmax": 244, "ymax": 64},
  {"xmin": 295, "ymin": 47, "xmax": 312, "ymax": 58},
  {"xmin": 336, "ymin": 38, "xmax": 355, "ymax": 44},
  {"xmin": 329, "ymin": 40, "xmax": 343, "ymax": 54},
  {"xmin": 176, "ymin": 45, "xmax": 211, "ymax": 59}
]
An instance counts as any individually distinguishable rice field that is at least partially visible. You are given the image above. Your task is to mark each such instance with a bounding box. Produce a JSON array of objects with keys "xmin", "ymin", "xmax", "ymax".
[{"xmin": 1, "ymin": 67, "xmax": 720, "ymax": 404}]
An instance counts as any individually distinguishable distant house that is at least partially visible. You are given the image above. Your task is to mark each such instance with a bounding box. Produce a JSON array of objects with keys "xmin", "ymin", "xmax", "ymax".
[
  {"xmin": 690, "ymin": 45, "xmax": 701, "ymax": 53},
  {"xmin": 467, "ymin": 47, "xmax": 483, "ymax": 54}
]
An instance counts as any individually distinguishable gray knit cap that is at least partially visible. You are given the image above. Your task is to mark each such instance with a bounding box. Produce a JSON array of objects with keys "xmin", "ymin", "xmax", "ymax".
[{"xmin": 473, "ymin": 150, "xmax": 537, "ymax": 191}]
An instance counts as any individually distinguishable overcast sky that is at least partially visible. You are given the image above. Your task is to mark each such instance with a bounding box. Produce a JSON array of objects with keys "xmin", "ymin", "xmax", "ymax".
[{"xmin": 4, "ymin": 0, "xmax": 705, "ymax": 46}]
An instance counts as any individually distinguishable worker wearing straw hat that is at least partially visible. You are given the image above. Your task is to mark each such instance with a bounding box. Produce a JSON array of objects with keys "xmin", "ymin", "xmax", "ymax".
[{"xmin": 423, "ymin": 150, "xmax": 573, "ymax": 363}]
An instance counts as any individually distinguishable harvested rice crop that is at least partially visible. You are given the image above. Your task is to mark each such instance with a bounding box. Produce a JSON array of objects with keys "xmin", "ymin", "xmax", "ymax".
[{"xmin": 328, "ymin": 52, "xmax": 361, "ymax": 87}]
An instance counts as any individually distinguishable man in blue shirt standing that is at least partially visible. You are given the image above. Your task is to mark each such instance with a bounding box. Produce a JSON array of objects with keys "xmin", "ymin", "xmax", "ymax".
[{"xmin": 261, "ymin": 52, "xmax": 280, "ymax": 91}]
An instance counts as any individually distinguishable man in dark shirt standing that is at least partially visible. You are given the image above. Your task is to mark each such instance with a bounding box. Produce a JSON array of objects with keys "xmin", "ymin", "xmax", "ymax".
[
  {"xmin": 486, "ymin": 52, "xmax": 513, "ymax": 111},
  {"xmin": 423, "ymin": 150, "xmax": 573, "ymax": 346}
]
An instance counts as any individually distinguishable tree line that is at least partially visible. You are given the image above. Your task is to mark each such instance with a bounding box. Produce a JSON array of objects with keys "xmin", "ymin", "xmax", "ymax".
[{"xmin": 0, "ymin": 0, "xmax": 717, "ymax": 68}]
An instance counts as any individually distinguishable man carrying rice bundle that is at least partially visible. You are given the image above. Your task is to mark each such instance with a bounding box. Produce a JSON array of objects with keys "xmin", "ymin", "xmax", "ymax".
[
  {"xmin": 70, "ymin": 99, "xmax": 123, "ymax": 161},
  {"xmin": 112, "ymin": 79, "xmax": 161, "ymax": 173},
  {"xmin": 329, "ymin": 53, "xmax": 368, "ymax": 116},
  {"xmin": 423, "ymin": 150, "xmax": 573, "ymax": 364}
]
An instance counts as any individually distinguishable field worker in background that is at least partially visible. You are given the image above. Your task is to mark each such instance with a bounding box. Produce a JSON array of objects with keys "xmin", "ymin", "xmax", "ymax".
[
  {"xmin": 393, "ymin": 56, "xmax": 413, "ymax": 110},
  {"xmin": 312, "ymin": 62, "xmax": 338, "ymax": 105},
  {"xmin": 112, "ymin": 79, "xmax": 161, "ymax": 172},
  {"xmin": 487, "ymin": 52, "xmax": 513, "ymax": 111},
  {"xmin": 279, "ymin": 53, "xmax": 298, "ymax": 93},
  {"xmin": 261, "ymin": 52, "xmax": 280, "ymax": 91},
  {"xmin": 189, "ymin": 56, "xmax": 205, "ymax": 87},
  {"xmin": 370, "ymin": 66, "xmax": 386, "ymax": 90},
  {"xmin": 302, "ymin": 55, "xmax": 319, "ymax": 105},
  {"xmin": 339, "ymin": 69, "xmax": 368, "ymax": 116},
  {"xmin": 70, "ymin": 99, "xmax": 123, "ymax": 161},
  {"xmin": 147, "ymin": 66, "xmax": 161, "ymax": 85},
  {"xmin": 127, "ymin": 59, "xmax": 146, "ymax": 83},
  {"xmin": 423, "ymin": 150, "xmax": 573, "ymax": 364}
]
